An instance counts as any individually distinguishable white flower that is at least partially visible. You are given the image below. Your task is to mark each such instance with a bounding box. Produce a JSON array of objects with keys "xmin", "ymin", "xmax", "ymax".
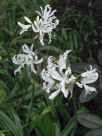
[
  {"xmin": 18, "ymin": 17, "xmax": 32, "ymax": 35},
  {"xmin": 76, "ymin": 65, "xmax": 98, "ymax": 95},
  {"xmin": 12, "ymin": 44, "xmax": 43, "ymax": 75},
  {"xmin": 18, "ymin": 5, "xmax": 59, "ymax": 45},
  {"xmin": 41, "ymin": 50, "xmax": 76, "ymax": 100}
]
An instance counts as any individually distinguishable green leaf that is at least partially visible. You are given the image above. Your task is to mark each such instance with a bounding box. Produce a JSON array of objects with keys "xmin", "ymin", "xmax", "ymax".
[
  {"xmin": 0, "ymin": 132, "xmax": 5, "ymax": 136},
  {"xmin": 77, "ymin": 106, "xmax": 89, "ymax": 114},
  {"xmin": 61, "ymin": 116, "xmax": 76, "ymax": 136},
  {"xmin": 85, "ymin": 128, "xmax": 102, "ymax": 136},
  {"xmin": 79, "ymin": 90, "xmax": 96, "ymax": 103},
  {"xmin": 35, "ymin": 114, "xmax": 57, "ymax": 136},
  {"xmin": 13, "ymin": 112, "xmax": 24, "ymax": 136},
  {"xmin": 0, "ymin": 111, "xmax": 23, "ymax": 136},
  {"xmin": 40, "ymin": 106, "xmax": 52, "ymax": 119},
  {"xmin": 28, "ymin": 106, "xmax": 52, "ymax": 134},
  {"xmin": 51, "ymin": 123, "xmax": 60, "ymax": 136},
  {"xmin": 78, "ymin": 113, "xmax": 102, "ymax": 129},
  {"xmin": 0, "ymin": 88, "xmax": 7, "ymax": 103},
  {"xmin": 0, "ymin": 69, "xmax": 15, "ymax": 85}
]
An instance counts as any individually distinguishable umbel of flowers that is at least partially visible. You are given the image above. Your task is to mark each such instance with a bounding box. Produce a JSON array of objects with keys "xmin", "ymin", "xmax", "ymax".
[
  {"xmin": 12, "ymin": 44, "xmax": 43, "ymax": 75},
  {"xmin": 18, "ymin": 5, "xmax": 59, "ymax": 45},
  {"xmin": 41, "ymin": 50, "xmax": 98, "ymax": 100},
  {"xmin": 12, "ymin": 5, "xmax": 99, "ymax": 100}
]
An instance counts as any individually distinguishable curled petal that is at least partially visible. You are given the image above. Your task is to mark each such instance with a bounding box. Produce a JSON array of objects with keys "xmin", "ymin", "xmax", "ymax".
[
  {"xmin": 61, "ymin": 83, "xmax": 68, "ymax": 98},
  {"xmin": 49, "ymin": 88, "xmax": 60, "ymax": 100},
  {"xmin": 83, "ymin": 84, "xmax": 97, "ymax": 95},
  {"xmin": 76, "ymin": 82, "xmax": 83, "ymax": 88},
  {"xmin": 22, "ymin": 44, "xmax": 35, "ymax": 55},
  {"xmin": 58, "ymin": 50, "xmax": 71, "ymax": 71},
  {"xmin": 65, "ymin": 67, "xmax": 72, "ymax": 76},
  {"xmin": 81, "ymin": 66, "xmax": 98, "ymax": 84},
  {"xmin": 18, "ymin": 22, "xmax": 31, "ymax": 34},
  {"xmin": 14, "ymin": 66, "xmax": 22, "ymax": 75},
  {"xmin": 48, "ymin": 67, "xmax": 63, "ymax": 81},
  {"xmin": 33, "ymin": 58, "xmax": 43, "ymax": 64},
  {"xmin": 41, "ymin": 69, "xmax": 54, "ymax": 83}
]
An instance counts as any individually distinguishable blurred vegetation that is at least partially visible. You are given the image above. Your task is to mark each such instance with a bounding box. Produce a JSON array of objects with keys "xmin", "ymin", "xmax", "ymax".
[{"xmin": 0, "ymin": 0, "xmax": 102, "ymax": 136}]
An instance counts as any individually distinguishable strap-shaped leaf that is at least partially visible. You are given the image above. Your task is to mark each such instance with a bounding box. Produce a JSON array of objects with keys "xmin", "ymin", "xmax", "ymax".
[
  {"xmin": 79, "ymin": 90, "xmax": 96, "ymax": 103},
  {"xmin": 78, "ymin": 113, "xmax": 102, "ymax": 129},
  {"xmin": 0, "ymin": 111, "xmax": 23, "ymax": 136},
  {"xmin": 85, "ymin": 128, "xmax": 102, "ymax": 136}
]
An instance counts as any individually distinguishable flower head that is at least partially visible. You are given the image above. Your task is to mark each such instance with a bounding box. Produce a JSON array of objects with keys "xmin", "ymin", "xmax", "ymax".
[
  {"xmin": 41, "ymin": 50, "xmax": 76, "ymax": 100},
  {"xmin": 76, "ymin": 65, "xmax": 98, "ymax": 95},
  {"xmin": 18, "ymin": 5, "xmax": 59, "ymax": 45},
  {"xmin": 12, "ymin": 44, "xmax": 43, "ymax": 75}
]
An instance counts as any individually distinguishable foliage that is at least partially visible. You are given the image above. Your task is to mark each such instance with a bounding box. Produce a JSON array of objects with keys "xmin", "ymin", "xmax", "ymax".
[{"xmin": 0, "ymin": 0, "xmax": 102, "ymax": 136}]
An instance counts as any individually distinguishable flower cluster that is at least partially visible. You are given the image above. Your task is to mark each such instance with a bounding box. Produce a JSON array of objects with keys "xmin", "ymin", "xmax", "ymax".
[
  {"xmin": 12, "ymin": 5, "xmax": 99, "ymax": 101},
  {"xmin": 12, "ymin": 44, "xmax": 43, "ymax": 75},
  {"xmin": 41, "ymin": 51, "xmax": 98, "ymax": 100},
  {"xmin": 18, "ymin": 5, "xmax": 59, "ymax": 45}
]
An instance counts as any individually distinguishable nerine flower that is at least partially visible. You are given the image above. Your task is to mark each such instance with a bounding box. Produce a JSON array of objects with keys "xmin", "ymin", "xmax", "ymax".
[
  {"xmin": 76, "ymin": 65, "xmax": 99, "ymax": 95},
  {"xmin": 41, "ymin": 50, "xmax": 76, "ymax": 100},
  {"xmin": 12, "ymin": 44, "xmax": 43, "ymax": 75},
  {"xmin": 18, "ymin": 5, "xmax": 59, "ymax": 45}
]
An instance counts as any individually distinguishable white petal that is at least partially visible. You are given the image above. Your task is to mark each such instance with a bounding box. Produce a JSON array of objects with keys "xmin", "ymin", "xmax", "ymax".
[
  {"xmin": 24, "ymin": 16, "xmax": 32, "ymax": 23},
  {"xmin": 61, "ymin": 83, "xmax": 68, "ymax": 98},
  {"xmin": 81, "ymin": 67, "xmax": 98, "ymax": 84},
  {"xmin": 48, "ymin": 32, "xmax": 52, "ymax": 44},
  {"xmin": 14, "ymin": 65, "xmax": 22, "ymax": 75},
  {"xmin": 83, "ymin": 84, "xmax": 97, "ymax": 95},
  {"xmin": 41, "ymin": 69, "xmax": 54, "ymax": 83},
  {"xmin": 66, "ymin": 75, "xmax": 76, "ymax": 84},
  {"xmin": 35, "ymin": 11, "xmax": 41, "ymax": 16},
  {"xmin": 39, "ymin": 32, "xmax": 44, "ymax": 46},
  {"xmin": 20, "ymin": 30, "xmax": 25, "ymax": 35},
  {"xmin": 48, "ymin": 67, "xmax": 63, "ymax": 81},
  {"xmin": 33, "ymin": 58, "xmax": 43, "ymax": 64},
  {"xmin": 32, "ymin": 24, "xmax": 38, "ymax": 32},
  {"xmin": 49, "ymin": 88, "xmax": 60, "ymax": 100},
  {"xmin": 68, "ymin": 83, "xmax": 74, "ymax": 98},
  {"xmin": 18, "ymin": 21, "xmax": 25, "ymax": 27},
  {"xmin": 22, "ymin": 44, "xmax": 35, "ymax": 56},
  {"xmin": 18, "ymin": 22, "xmax": 31, "ymax": 34},
  {"xmin": 65, "ymin": 67, "xmax": 72, "ymax": 76},
  {"xmin": 58, "ymin": 50, "xmax": 71, "ymax": 71},
  {"xmin": 18, "ymin": 22, "xmax": 31, "ymax": 29},
  {"xmin": 12, "ymin": 56, "xmax": 20, "ymax": 65},
  {"xmin": 76, "ymin": 82, "xmax": 83, "ymax": 88}
]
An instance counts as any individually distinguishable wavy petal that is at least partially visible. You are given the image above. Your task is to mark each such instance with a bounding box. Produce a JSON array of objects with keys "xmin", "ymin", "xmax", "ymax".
[
  {"xmin": 83, "ymin": 84, "xmax": 97, "ymax": 95},
  {"xmin": 49, "ymin": 88, "xmax": 60, "ymax": 100}
]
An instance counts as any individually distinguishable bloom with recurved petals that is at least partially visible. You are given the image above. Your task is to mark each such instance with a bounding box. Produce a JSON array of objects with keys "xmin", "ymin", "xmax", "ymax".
[
  {"xmin": 18, "ymin": 5, "xmax": 59, "ymax": 45},
  {"xmin": 76, "ymin": 65, "xmax": 99, "ymax": 95},
  {"xmin": 12, "ymin": 44, "xmax": 43, "ymax": 75},
  {"xmin": 41, "ymin": 50, "xmax": 76, "ymax": 100}
]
